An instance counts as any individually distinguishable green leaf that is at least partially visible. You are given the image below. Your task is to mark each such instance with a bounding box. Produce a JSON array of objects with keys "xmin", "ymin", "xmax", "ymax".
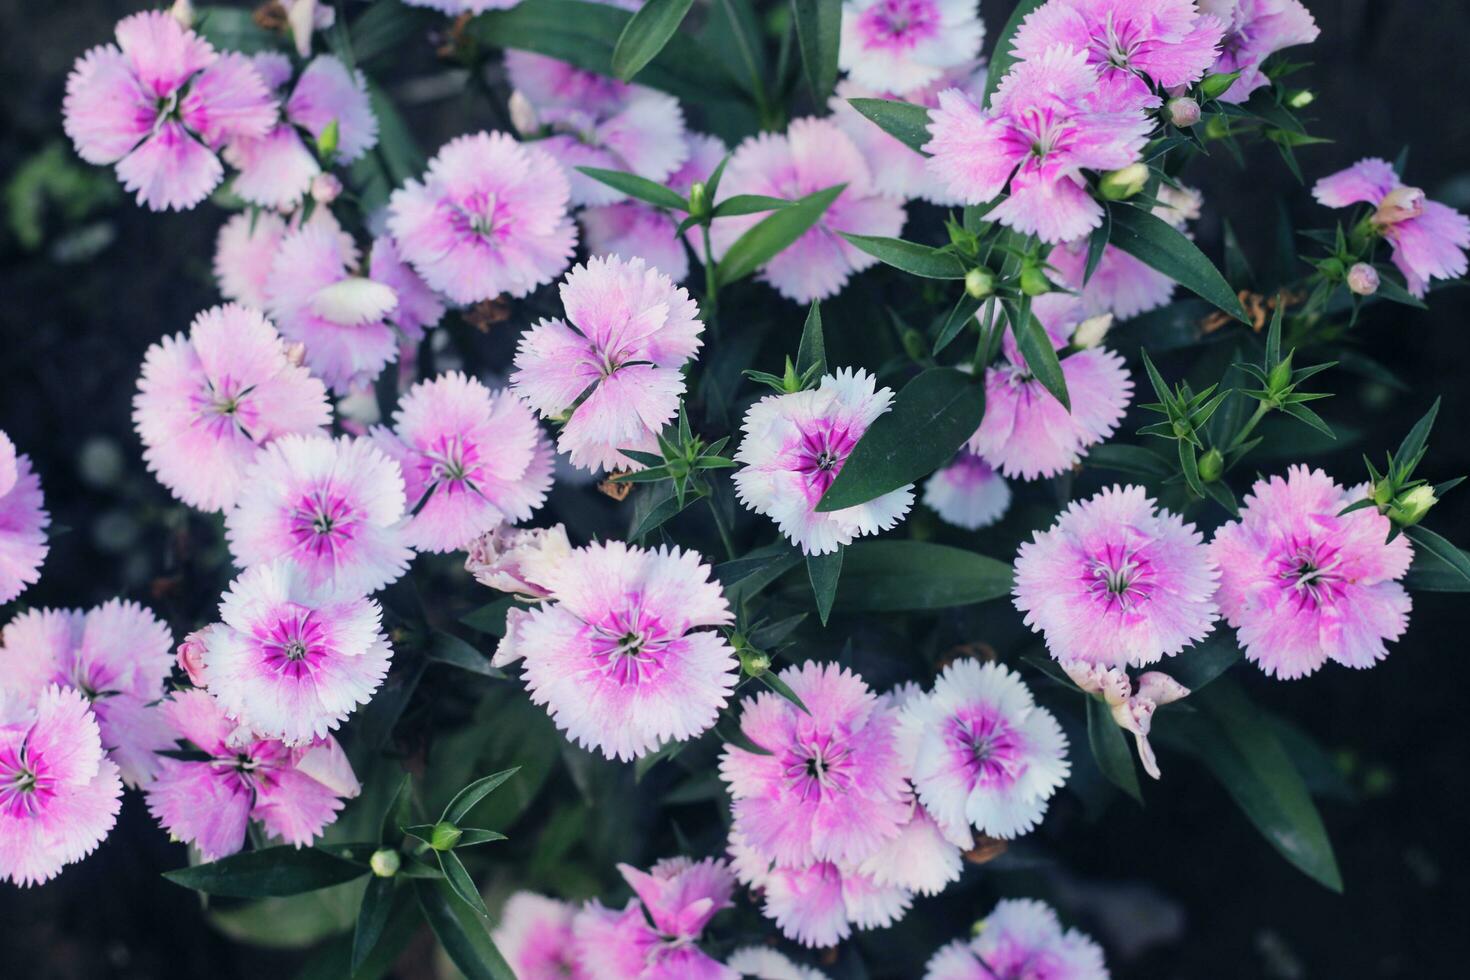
[
  {"xmin": 352, "ymin": 876, "xmax": 396, "ymax": 974},
  {"xmin": 163, "ymin": 847, "xmax": 367, "ymax": 898},
  {"xmin": 349, "ymin": 2, "xmax": 436, "ymax": 65},
  {"xmin": 1405, "ymin": 544, "xmax": 1470, "ymax": 591},
  {"xmin": 758, "ymin": 670, "xmax": 812, "ymax": 715},
  {"xmin": 818, "ymin": 368, "xmax": 986, "ymax": 511},
  {"xmin": 933, "ymin": 292, "xmax": 984, "ymax": 356},
  {"xmin": 838, "ymin": 234, "xmax": 967, "ymax": 279},
  {"xmin": 437, "ymin": 850, "xmax": 489, "ymax": 918},
  {"xmin": 1110, "ymin": 204, "xmax": 1248, "ymax": 323},
  {"xmin": 1394, "ymin": 397, "xmax": 1441, "ymax": 474},
  {"xmin": 443, "ymin": 768, "xmax": 521, "ymax": 824},
  {"xmin": 575, "ymin": 166, "xmax": 688, "ymax": 210},
  {"xmin": 791, "ymin": 0, "xmax": 841, "ymax": 102},
  {"xmin": 1404, "ymin": 525, "xmax": 1470, "ymax": 585},
  {"xmin": 717, "ymin": 541, "xmax": 803, "ymax": 605},
  {"xmin": 715, "ymin": 185, "xmax": 844, "ymax": 288},
  {"xmin": 712, "ymin": 194, "xmax": 793, "ymax": 217},
  {"xmin": 611, "ymin": 0, "xmax": 695, "ymax": 81},
  {"xmin": 427, "ymin": 632, "xmax": 503, "ymax": 678},
  {"xmin": 455, "ymin": 829, "xmax": 509, "ymax": 848},
  {"xmin": 381, "ymin": 773, "xmax": 415, "ymax": 847},
  {"xmin": 797, "ymin": 301, "xmax": 827, "ymax": 378},
  {"xmin": 1162, "ymin": 634, "xmax": 1243, "ymax": 691},
  {"xmin": 195, "ymin": 6, "xmax": 278, "ymax": 53},
  {"xmin": 1086, "ymin": 696, "xmax": 1143, "ymax": 804},
  {"xmin": 833, "ymin": 540, "xmax": 1012, "ymax": 612},
  {"xmin": 846, "ymin": 98, "xmax": 932, "ymax": 155},
  {"xmin": 460, "ymin": 597, "xmax": 514, "ymax": 637},
  {"xmin": 807, "ymin": 548, "xmax": 844, "ymax": 626},
  {"xmin": 1007, "ymin": 299, "xmax": 1070, "ymax": 410},
  {"xmin": 982, "ymin": 0, "xmax": 1048, "ymax": 105},
  {"xmin": 294, "ymin": 887, "xmax": 419, "ymax": 980},
  {"xmin": 415, "ymin": 879, "xmax": 517, "ymax": 980},
  {"xmin": 1085, "ymin": 443, "xmax": 1174, "ymax": 479},
  {"xmin": 367, "ymin": 84, "xmax": 427, "ymax": 186},
  {"xmin": 712, "ymin": 0, "xmax": 769, "ymax": 102}
]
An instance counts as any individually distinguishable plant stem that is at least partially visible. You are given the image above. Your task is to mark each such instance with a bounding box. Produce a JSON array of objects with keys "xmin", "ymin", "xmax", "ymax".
[
  {"xmin": 706, "ymin": 494, "xmax": 737, "ymax": 562},
  {"xmin": 1226, "ymin": 400, "xmax": 1271, "ymax": 454},
  {"xmin": 702, "ymin": 222, "xmax": 720, "ymax": 336}
]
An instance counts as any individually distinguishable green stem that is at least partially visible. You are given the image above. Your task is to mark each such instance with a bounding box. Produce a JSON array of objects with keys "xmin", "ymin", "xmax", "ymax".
[
  {"xmin": 1226, "ymin": 400, "xmax": 1271, "ymax": 454},
  {"xmin": 701, "ymin": 222, "xmax": 720, "ymax": 335},
  {"xmin": 707, "ymin": 495, "xmax": 737, "ymax": 561}
]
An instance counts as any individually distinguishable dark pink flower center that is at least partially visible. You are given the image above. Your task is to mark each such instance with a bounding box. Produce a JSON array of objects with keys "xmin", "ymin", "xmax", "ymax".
[
  {"xmin": 415, "ymin": 432, "xmax": 485, "ymax": 495},
  {"xmin": 856, "ymin": 0, "xmax": 940, "ymax": 50},
  {"xmin": 0, "ymin": 739, "xmax": 53, "ymax": 819},
  {"xmin": 946, "ymin": 706, "xmax": 1026, "ymax": 789},
  {"xmin": 783, "ymin": 728, "xmax": 855, "ymax": 800},
  {"xmin": 254, "ymin": 603, "xmax": 332, "ymax": 680},
  {"xmin": 588, "ymin": 600, "xmax": 674, "ymax": 685},
  {"xmin": 1009, "ymin": 105, "xmax": 1080, "ymax": 170},
  {"xmin": 289, "ymin": 487, "xmax": 360, "ymax": 560},
  {"xmin": 792, "ymin": 422, "xmax": 860, "ymax": 500},
  {"xmin": 1271, "ymin": 535, "xmax": 1346, "ymax": 610},
  {"xmin": 1087, "ymin": 10, "xmax": 1146, "ymax": 71},
  {"xmin": 1084, "ymin": 539, "xmax": 1156, "ymax": 612},
  {"xmin": 452, "ymin": 190, "xmax": 510, "ymax": 245}
]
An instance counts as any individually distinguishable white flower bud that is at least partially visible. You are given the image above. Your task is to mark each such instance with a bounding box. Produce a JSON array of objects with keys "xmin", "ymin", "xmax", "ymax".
[
  {"xmin": 1072, "ymin": 313, "xmax": 1114, "ymax": 349},
  {"xmin": 169, "ymin": 0, "xmax": 196, "ymax": 28},
  {"xmin": 1166, "ymin": 97, "xmax": 1201, "ymax": 128},
  {"xmin": 508, "ymin": 91, "xmax": 540, "ymax": 136},
  {"xmin": 310, "ymin": 173, "xmax": 343, "ymax": 204},
  {"xmin": 1346, "ymin": 262, "xmax": 1380, "ymax": 296}
]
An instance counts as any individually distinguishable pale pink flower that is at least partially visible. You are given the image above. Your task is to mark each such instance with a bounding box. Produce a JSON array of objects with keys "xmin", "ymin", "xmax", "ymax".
[
  {"xmin": 0, "ymin": 431, "xmax": 49, "ymax": 605},
  {"xmin": 404, "ymin": 0, "xmax": 521, "ymax": 13},
  {"xmin": 134, "ymin": 304, "xmax": 332, "ymax": 512},
  {"xmin": 922, "ymin": 898, "xmax": 1108, "ymax": 980},
  {"xmin": 721, "ymin": 662, "xmax": 910, "ymax": 868},
  {"xmin": 1063, "ymin": 661, "xmax": 1188, "ymax": 779},
  {"xmin": 734, "ymin": 369, "xmax": 913, "ymax": 555},
  {"xmin": 726, "ymin": 948, "xmax": 829, "ymax": 980},
  {"xmin": 924, "ymin": 46, "xmax": 1152, "ymax": 242},
  {"xmin": 466, "ymin": 523, "xmax": 572, "ymax": 600},
  {"xmin": 856, "ymin": 792, "xmax": 964, "ymax": 895},
  {"xmin": 368, "ymin": 235, "xmax": 446, "ymax": 341},
  {"xmin": 516, "ymin": 542, "xmax": 735, "ymax": 761},
  {"xmin": 667, "ymin": 132, "xmax": 729, "ymax": 196},
  {"xmin": 0, "ymin": 686, "xmax": 122, "ymax": 886},
  {"xmin": 1209, "ymin": 466, "xmax": 1413, "ymax": 679},
  {"xmin": 63, "ymin": 11, "xmax": 277, "ymax": 211},
  {"xmin": 0, "ymin": 601, "xmax": 174, "ymax": 789},
  {"xmin": 968, "ymin": 294, "xmax": 1133, "ymax": 480},
  {"xmin": 1203, "ymin": 0, "xmax": 1319, "ymax": 103},
  {"xmin": 734, "ymin": 845, "xmax": 912, "ymax": 949},
  {"xmin": 1312, "ymin": 157, "xmax": 1470, "ymax": 297},
  {"xmin": 581, "ymin": 203, "xmax": 690, "ymax": 283},
  {"xmin": 505, "ymin": 51, "xmax": 689, "ymax": 207},
  {"xmin": 1014, "ymin": 484, "xmax": 1220, "ymax": 669},
  {"xmin": 493, "ymin": 892, "xmax": 588, "ymax": 980},
  {"xmin": 923, "ymin": 450, "xmax": 1012, "ymax": 530},
  {"xmin": 145, "ymin": 688, "xmax": 359, "ymax": 859},
  {"xmin": 710, "ymin": 117, "xmax": 906, "ymax": 302},
  {"xmin": 214, "ymin": 210, "xmax": 288, "ymax": 309},
  {"xmin": 388, "ymin": 131, "xmax": 577, "ymax": 304},
  {"xmin": 176, "ymin": 627, "xmax": 213, "ymax": 687},
  {"xmin": 370, "ymin": 373, "xmax": 553, "ymax": 553},
  {"xmin": 512, "ymin": 256, "xmax": 703, "ymax": 473},
  {"xmin": 226, "ymin": 434, "xmax": 414, "ymax": 597},
  {"xmin": 839, "ymin": 0, "xmax": 986, "ymax": 95}
]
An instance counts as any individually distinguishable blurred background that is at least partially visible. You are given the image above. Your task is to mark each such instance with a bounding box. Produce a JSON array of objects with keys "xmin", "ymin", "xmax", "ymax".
[{"xmin": 2, "ymin": 1, "xmax": 1469, "ymax": 976}]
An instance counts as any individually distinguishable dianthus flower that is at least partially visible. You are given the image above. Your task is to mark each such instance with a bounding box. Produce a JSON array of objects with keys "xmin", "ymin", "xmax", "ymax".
[
  {"xmin": 1202, "ymin": 0, "xmax": 1319, "ymax": 102},
  {"xmin": 710, "ymin": 117, "xmax": 906, "ymax": 302},
  {"xmin": 388, "ymin": 131, "xmax": 577, "ymax": 304},
  {"xmin": 1209, "ymin": 466, "xmax": 1413, "ymax": 679},
  {"xmin": 226, "ymin": 434, "xmax": 414, "ymax": 597},
  {"xmin": 494, "ymin": 892, "xmax": 588, "ymax": 980},
  {"xmin": 1, "ymin": 601, "xmax": 174, "ymax": 789},
  {"xmin": 967, "ymin": 295, "xmax": 1133, "ymax": 480},
  {"xmin": 62, "ymin": 10, "xmax": 276, "ymax": 211},
  {"xmin": 367, "ymin": 235, "xmax": 447, "ymax": 342},
  {"xmin": 572, "ymin": 857, "xmax": 737, "ymax": 980},
  {"xmin": 0, "ymin": 431, "xmax": 49, "ymax": 605},
  {"xmin": 1014, "ymin": 484, "xmax": 1220, "ymax": 668},
  {"xmin": 839, "ymin": 0, "xmax": 986, "ymax": 96},
  {"xmin": 213, "ymin": 207, "xmax": 351, "ymax": 311},
  {"xmin": 200, "ymin": 560, "xmax": 393, "ymax": 743},
  {"xmin": 516, "ymin": 542, "xmax": 735, "ymax": 761},
  {"xmin": 145, "ymin": 688, "xmax": 359, "ymax": 859},
  {"xmin": 134, "ymin": 304, "xmax": 331, "ymax": 512},
  {"xmin": 403, "ymin": 0, "xmax": 520, "ymax": 13},
  {"xmin": 924, "ymin": 449, "xmax": 1012, "ymax": 530},
  {"xmin": 512, "ymin": 256, "xmax": 703, "ymax": 473},
  {"xmin": 467, "ymin": 523, "xmax": 572, "ymax": 601},
  {"xmin": 0, "ymin": 686, "xmax": 122, "ymax": 886},
  {"xmin": 370, "ymin": 373, "xmax": 553, "ymax": 553},
  {"xmin": 924, "ymin": 45, "xmax": 1152, "ymax": 242},
  {"xmin": 734, "ymin": 369, "xmax": 913, "ymax": 555},
  {"xmin": 1312, "ymin": 158, "xmax": 1470, "ymax": 297},
  {"xmin": 581, "ymin": 203, "xmax": 690, "ymax": 283},
  {"xmin": 725, "ymin": 948, "xmax": 829, "ymax": 980},
  {"xmin": 922, "ymin": 898, "xmax": 1108, "ymax": 980},
  {"xmin": 505, "ymin": 51, "xmax": 689, "ymax": 207},
  {"xmin": 721, "ymin": 662, "xmax": 910, "ymax": 868}
]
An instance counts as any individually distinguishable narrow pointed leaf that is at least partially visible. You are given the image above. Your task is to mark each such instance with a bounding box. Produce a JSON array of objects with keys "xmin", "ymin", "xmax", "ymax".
[
  {"xmin": 611, "ymin": 0, "xmax": 696, "ymax": 81},
  {"xmin": 758, "ymin": 670, "xmax": 813, "ymax": 715},
  {"xmin": 454, "ymin": 829, "xmax": 509, "ymax": 848},
  {"xmin": 1394, "ymin": 397, "xmax": 1441, "ymax": 474},
  {"xmin": 933, "ymin": 292, "xmax": 983, "ymax": 355},
  {"xmin": 1008, "ymin": 301, "xmax": 1070, "ymax": 410},
  {"xmin": 791, "ymin": 0, "xmax": 841, "ymax": 102},
  {"xmin": 712, "ymin": 194, "xmax": 794, "ymax": 217},
  {"xmin": 575, "ymin": 166, "xmax": 687, "ymax": 210},
  {"xmin": 381, "ymin": 772, "xmax": 415, "ymax": 846},
  {"xmin": 1404, "ymin": 525, "xmax": 1470, "ymax": 585},
  {"xmin": 1085, "ymin": 443, "xmax": 1174, "ymax": 479},
  {"xmin": 438, "ymin": 851, "xmax": 489, "ymax": 918},
  {"xmin": 163, "ymin": 847, "xmax": 367, "ymax": 898},
  {"xmin": 1405, "ymin": 542, "xmax": 1470, "ymax": 591},
  {"xmin": 1110, "ymin": 204, "xmax": 1248, "ymax": 322},
  {"xmin": 833, "ymin": 541, "xmax": 1012, "ymax": 611},
  {"xmin": 797, "ymin": 301, "xmax": 827, "ymax": 378},
  {"xmin": 807, "ymin": 548, "xmax": 843, "ymax": 626},
  {"xmin": 715, "ymin": 185, "xmax": 844, "ymax": 287},
  {"xmin": 444, "ymin": 768, "xmax": 521, "ymax": 824},
  {"xmin": 982, "ymin": 0, "xmax": 1048, "ymax": 105},
  {"xmin": 415, "ymin": 879, "xmax": 516, "ymax": 980},
  {"xmin": 839, "ymin": 234, "xmax": 967, "ymax": 278},
  {"xmin": 846, "ymin": 98, "xmax": 932, "ymax": 154},
  {"xmin": 1086, "ymin": 696, "xmax": 1143, "ymax": 803},
  {"xmin": 428, "ymin": 632, "xmax": 503, "ymax": 678},
  {"xmin": 352, "ymin": 876, "xmax": 396, "ymax": 974}
]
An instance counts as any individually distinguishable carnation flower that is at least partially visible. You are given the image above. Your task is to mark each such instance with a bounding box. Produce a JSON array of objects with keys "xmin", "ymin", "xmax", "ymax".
[
  {"xmin": 733, "ymin": 844, "xmax": 913, "ymax": 949},
  {"xmin": 466, "ymin": 523, "xmax": 572, "ymax": 601},
  {"xmin": 734, "ymin": 369, "xmax": 914, "ymax": 555},
  {"xmin": 214, "ymin": 211, "xmax": 289, "ymax": 310},
  {"xmin": 1203, "ymin": 0, "xmax": 1320, "ymax": 103},
  {"xmin": 710, "ymin": 117, "xmax": 906, "ymax": 302},
  {"xmin": 388, "ymin": 131, "xmax": 577, "ymax": 304},
  {"xmin": 516, "ymin": 541, "xmax": 736, "ymax": 761},
  {"xmin": 967, "ymin": 295, "xmax": 1133, "ymax": 480},
  {"xmin": 134, "ymin": 304, "xmax": 332, "ymax": 512},
  {"xmin": 721, "ymin": 662, "xmax": 910, "ymax": 868},
  {"xmin": 62, "ymin": 11, "xmax": 277, "ymax": 211},
  {"xmin": 1014, "ymin": 484, "xmax": 1220, "ymax": 668},
  {"xmin": 1209, "ymin": 466, "xmax": 1413, "ymax": 679},
  {"xmin": 924, "ymin": 46, "xmax": 1152, "ymax": 242},
  {"xmin": 505, "ymin": 51, "xmax": 689, "ymax": 207},
  {"xmin": 923, "ymin": 450, "xmax": 1012, "ymax": 530},
  {"xmin": 0, "ymin": 601, "xmax": 174, "ymax": 789},
  {"xmin": 201, "ymin": 560, "xmax": 393, "ymax": 743},
  {"xmin": 1312, "ymin": 157, "xmax": 1470, "ymax": 297},
  {"xmin": 403, "ymin": 0, "xmax": 520, "ymax": 13},
  {"xmin": 511, "ymin": 256, "xmax": 703, "ymax": 473},
  {"xmin": 581, "ymin": 202, "xmax": 689, "ymax": 283},
  {"xmin": 370, "ymin": 373, "xmax": 553, "ymax": 553},
  {"xmin": 368, "ymin": 235, "xmax": 446, "ymax": 341},
  {"xmin": 725, "ymin": 948, "xmax": 829, "ymax": 980},
  {"xmin": 855, "ymin": 792, "xmax": 964, "ymax": 895},
  {"xmin": 0, "ymin": 685, "xmax": 122, "ymax": 886},
  {"xmin": 145, "ymin": 688, "xmax": 360, "ymax": 859},
  {"xmin": 839, "ymin": 0, "xmax": 986, "ymax": 96},
  {"xmin": 226, "ymin": 434, "xmax": 414, "ymax": 597},
  {"xmin": 922, "ymin": 898, "xmax": 1108, "ymax": 980},
  {"xmin": 0, "ymin": 431, "xmax": 49, "ymax": 605},
  {"xmin": 493, "ymin": 892, "xmax": 587, "ymax": 980}
]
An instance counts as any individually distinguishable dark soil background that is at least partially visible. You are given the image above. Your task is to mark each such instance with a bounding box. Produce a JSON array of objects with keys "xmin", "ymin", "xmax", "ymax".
[{"xmin": 2, "ymin": 2, "xmax": 1468, "ymax": 977}]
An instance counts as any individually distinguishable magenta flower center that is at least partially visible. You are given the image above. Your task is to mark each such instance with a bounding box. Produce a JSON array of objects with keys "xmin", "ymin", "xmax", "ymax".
[
  {"xmin": 946, "ymin": 706, "xmax": 1026, "ymax": 789},
  {"xmin": 289, "ymin": 486, "xmax": 360, "ymax": 559},
  {"xmin": 1009, "ymin": 106, "xmax": 1080, "ymax": 168},
  {"xmin": 255, "ymin": 604, "xmax": 331, "ymax": 679},
  {"xmin": 1089, "ymin": 11, "xmax": 1145, "ymax": 71},
  {"xmin": 1272, "ymin": 535, "xmax": 1345, "ymax": 609},
  {"xmin": 588, "ymin": 602, "xmax": 674, "ymax": 685},
  {"xmin": 1084, "ymin": 539, "xmax": 1156, "ymax": 612},
  {"xmin": 783, "ymin": 728, "xmax": 855, "ymax": 800},
  {"xmin": 416, "ymin": 433, "xmax": 484, "ymax": 494},
  {"xmin": 191, "ymin": 374, "xmax": 262, "ymax": 441},
  {"xmin": 453, "ymin": 190, "xmax": 510, "ymax": 244},
  {"xmin": 793, "ymin": 422, "xmax": 860, "ymax": 499},
  {"xmin": 856, "ymin": 0, "xmax": 940, "ymax": 50},
  {"xmin": 0, "ymin": 743, "xmax": 52, "ymax": 818}
]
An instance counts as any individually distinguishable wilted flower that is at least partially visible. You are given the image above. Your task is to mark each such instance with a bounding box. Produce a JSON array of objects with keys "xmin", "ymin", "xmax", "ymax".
[
  {"xmin": 923, "ymin": 450, "xmax": 1012, "ymax": 530},
  {"xmin": 1014, "ymin": 484, "xmax": 1220, "ymax": 668},
  {"xmin": 839, "ymin": 0, "xmax": 986, "ymax": 96},
  {"xmin": 1063, "ymin": 661, "xmax": 1189, "ymax": 779},
  {"xmin": 734, "ymin": 369, "xmax": 914, "ymax": 555},
  {"xmin": 134, "ymin": 304, "xmax": 331, "ymax": 512},
  {"xmin": 1203, "ymin": 0, "xmax": 1320, "ymax": 103},
  {"xmin": 493, "ymin": 892, "xmax": 588, "ymax": 980},
  {"xmin": 922, "ymin": 898, "xmax": 1108, "ymax": 979},
  {"xmin": 0, "ymin": 431, "xmax": 49, "ymax": 605},
  {"xmin": 466, "ymin": 523, "xmax": 572, "ymax": 600}
]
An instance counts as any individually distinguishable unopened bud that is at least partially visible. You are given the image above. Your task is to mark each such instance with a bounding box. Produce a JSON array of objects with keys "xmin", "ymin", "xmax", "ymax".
[
  {"xmin": 1199, "ymin": 71, "xmax": 1239, "ymax": 101},
  {"xmin": 1019, "ymin": 264, "xmax": 1052, "ymax": 297},
  {"xmin": 1267, "ymin": 356, "xmax": 1294, "ymax": 394},
  {"xmin": 965, "ymin": 266, "xmax": 995, "ymax": 299},
  {"xmin": 1374, "ymin": 186, "xmax": 1426, "ymax": 227},
  {"xmin": 175, "ymin": 627, "xmax": 213, "ymax": 687},
  {"xmin": 1347, "ymin": 262, "xmax": 1380, "ymax": 296},
  {"xmin": 508, "ymin": 90, "xmax": 539, "ymax": 135},
  {"xmin": 1286, "ymin": 89, "xmax": 1315, "ymax": 109},
  {"xmin": 310, "ymin": 172, "xmax": 342, "ymax": 204},
  {"xmin": 1388, "ymin": 485, "xmax": 1437, "ymax": 527},
  {"xmin": 283, "ymin": 341, "xmax": 307, "ymax": 367},
  {"xmin": 1073, "ymin": 313, "xmax": 1113, "ymax": 349},
  {"xmin": 1099, "ymin": 163, "xmax": 1149, "ymax": 201},
  {"xmin": 901, "ymin": 328, "xmax": 928, "ymax": 362},
  {"xmin": 1198, "ymin": 447, "xmax": 1224, "ymax": 483},
  {"xmin": 169, "ymin": 0, "xmax": 196, "ymax": 27},
  {"xmin": 370, "ymin": 848, "xmax": 401, "ymax": 878},
  {"xmin": 1166, "ymin": 97, "xmax": 1201, "ymax": 128},
  {"xmin": 1372, "ymin": 479, "xmax": 1395, "ymax": 508},
  {"xmin": 687, "ymin": 181, "xmax": 709, "ymax": 219},
  {"xmin": 429, "ymin": 821, "xmax": 462, "ymax": 851},
  {"xmin": 739, "ymin": 648, "xmax": 771, "ymax": 677},
  {"xmin": 315, "ymin": 119, "xmax": 340, "ymax": 160}
]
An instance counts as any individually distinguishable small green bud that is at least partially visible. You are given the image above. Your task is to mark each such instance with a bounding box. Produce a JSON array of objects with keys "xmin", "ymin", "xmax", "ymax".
[
  {"xmin": 687, "ymin": 181, "xmax": 709, "ymax": 220},
  {"xmin": 1199, "ymin": 71, "xmax": 1240, "ymax": 101},
  {"xmin": 1198, "ymin": 448, "xmax": 1224, "ymax": 483},
  {"xmin": 1286, "ymin": 88, "xmax": 1315, "ymax": 109},
  {"xmin": 430, "ymin": 821, "xmax": 462, "ymax": 851},
  {"xmin": 739, "ymin": 648, "xmax": 772, "ymax": 677},
  {"xmin": 1267, "ymin": 355, "xmax": 1293, "ymax": 394},
  {"xmin": 316, "ymin": 119, "xmax": 340, "ymax": 161},
  {"xmin": 1099, "ymin": 163, "xmax": 1149, "ymax": 201},
  {"xmin": 1019, "ymin": 264, "xmax": 1052, "ymax": 297},
  {"xmin": 901, "ymin": 328, "xmax": 929, "ymax": 362},
  {"xmin": 1372, "ymin": 479, "xmax": 1395, "ymax": 508},
  {"xmin": 965, "ymin": 266, "xmax": 995, "ymax": 299},
  {"xmin": 370, "ymin": 848, "xmax": 401, "ymax": 878},
  {"xmin": 1316, "ymin": 256, "xmax": 1345, "ymax": 280},
  {"xmin": 1388, "ymin": 485, "xmax": 1437, "ymax": 527},
  {"xmin": 1204, "ymin": 114, "xmax": 1231, "ymax": 140}
]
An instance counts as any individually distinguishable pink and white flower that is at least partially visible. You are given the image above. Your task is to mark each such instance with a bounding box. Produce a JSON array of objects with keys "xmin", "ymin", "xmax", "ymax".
[
  {"xmin": 214, "ymin": 210, "xmax": 289, "ymax": 310},
  {"xmin": 581, "ymin": 203, "xmax": 690, "ymax": 283},
  {"xmin": 734, "ymin": 369, "xmax": 913, "ymax": 555},
  {"xmin": 516, "ymin": 542, "xmax": 736, "ymax": 761},
  {"xmin": 388, "ymin": 131, "xmax": 577, "ymax": 304},
  {"xmin": 922, "ymin": 898, "xmax": 1108, "ymax": 979},
  {"xmin": 923, "ymin": 450, "xmax": 1012, "ymax": 530},
  {"xmin": 1202, "ymin": 0, "xmax": 1320, "ymax": 103},
  {"xmin": 726, "ymin": 948, "xmax": 829, "ymax": 980},
  {"xmin": 0, "ymin": 431, "xmax": 49, "ymax": 605},
  {"xmin": 368, "ymin": 235, "xmax": 446, "ymax": 342},
  {"xmin": 1014, "ymin": 484, "xmax": 1220, "ymax": 668},
  {"xmin": 63, "ymin": 10, "xmax": 277, "ymax": 210},
  {"xmin": 710, "ymin": 117, "xmax": 906, "ymax": 302},
  {"xmin": 512, "ymin": 256, "xmax": 703, "ymax": 473},
  {"xmin": 494, "ymin": 892, "xmax": 588, "ymax": 980},
  {"xmin": 134, "ymin": 304, "xmax": 332, "ymax": 512},
  {"xmin": 144, "ymin": 688, "xmax": 359, "ymax": 859},
  {"xmin": 371, "ymin": 373, "xmax": 553, "ymax": 553},
  {"xmin": 226, "ymin": 434, "xmax": 414, "ymax": 597},
  {"xmin": 839, "ymin": 0, "xmax": 986, "ymax": 96},
  {"xmin": 403, "ymin": 0, "xmax": 521, "ymax": 13},
  {"xmin": 0, "ymin": 686, "xmax": 122, "ymax": 885},
  {"xmin": 1209, "ymin": 466, "xmax": 1413, "ymax": 679}
]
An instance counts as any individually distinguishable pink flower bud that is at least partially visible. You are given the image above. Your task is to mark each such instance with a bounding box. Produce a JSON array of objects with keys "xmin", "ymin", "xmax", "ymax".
[
  {"xmin": 1347, "ymin": 262, "xmax": 1380, "ymax": 296},
  {"xmin": 310, "ymin": 173, "xmax": 343, "ymax": 204},
  {"xmin": 508, "ymin": 91, "xmax": 540, "ymax": 136},
  {"xmin": 176, "ymin": 627, "xmax": 214, "ymax": 687},
  {"xmin": 465, "ymin": 523, "xmax": 572, "ymax": 601},
  {"xmin": 169, "ymin": 0, "xmax": 196, "ymax": 27},
  {"xmin": 1374, "ymin": 185, "xmax": 1426, "ymax": 226},
  {"xmin": 1166, "ymin": 97, "xmax": 1201, "ymax": 128},
  {"xmin": 283, "ymin": 341, "xmax": 308, "ymax": 368}
]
